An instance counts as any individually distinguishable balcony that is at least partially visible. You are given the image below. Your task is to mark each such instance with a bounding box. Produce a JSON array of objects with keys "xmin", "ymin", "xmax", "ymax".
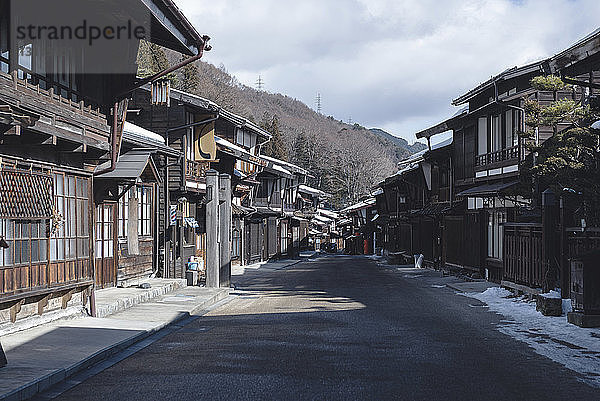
[
  {"xmin": 185, "ymin": 159, "xmax": 210, "ymax": 182},
  {"xmin": 475, "ymin": 146, "xmax": 520, "ymax": 168}
]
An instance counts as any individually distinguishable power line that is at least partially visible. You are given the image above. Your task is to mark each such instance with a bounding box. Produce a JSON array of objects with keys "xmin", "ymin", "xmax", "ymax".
[
  {"xmin": 315, "ymin": 92, "xmax": 322, "ymax": 114},
  {"xmin": 256, "ymin": 75, "xmax": 264, "ymax": 90}
]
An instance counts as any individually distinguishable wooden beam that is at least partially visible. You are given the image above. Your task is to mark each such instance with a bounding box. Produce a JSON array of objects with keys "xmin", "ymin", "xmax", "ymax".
[
  {"xmin": 9, "ymin": 300, "xmax": 25, "ymax": 323},
  {"xmin": 37, "ymin": 295, "xmax": 50, "ymax": 315},
  {"xmin": 562, "ymin": 76, "xmax": 600, "ymax": 90},
  {"xmin": 41, "ymin": 135, "xmax": 58, "ymax": 145},
  {"xmin": 61, "ymin": 290, "xmax": 75, "ymax": 309},
  {"xmin": 3, "ymin": 125, "xmax": 21, "ymax": 136}
]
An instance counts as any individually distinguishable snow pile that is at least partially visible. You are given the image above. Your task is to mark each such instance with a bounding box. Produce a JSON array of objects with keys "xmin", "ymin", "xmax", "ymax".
[
  {"xmin": 539, "ymin": 290, "xmax": 561, "ymax": 299},
  {"xmin": 475, "ymin": 287, "xmax": 512, "ymax": 301},
  {"xmin": 464, "ymin": 288, "xmax": 600, "ymax": 388}
]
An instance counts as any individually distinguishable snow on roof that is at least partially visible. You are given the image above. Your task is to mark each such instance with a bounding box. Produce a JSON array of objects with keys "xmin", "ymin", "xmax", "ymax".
[
  {"xmin": 270, "ymin": 163, "xmax": 292, "ymax": 177},
  {"xmin": 393, "ymin": 137, "xmax": 454, "ymax": 177},
  {"xmin": 123, "ymin": 122, "xmax": 165, "ymax": 144},
  {"xmin": 317, "ymin": 209, "xmax": 339, "ymax": 219},
  {"xmin": 260, "ymin": 155, "xmax": 308, "ymax": 175},
  {"xmin": 313, "ymin": 214, "xmax": 333, "ymax": 224},
  {"xmin": 431, "ymin": 137, "xmax": 453, "ymax": 150},
  {"xmin": 372, "ymin": 188, "xmax": 384, "ymax": 196},
  {"xmin": 215, "ymin": 135, "xmax": 251, "ymax": 155},
  {"xmin": 341, "ymin": 197, "xmax": 376, "ymax": 213},
  {"xmin": 298, "ymin": 185, "xmax": 328, "ymax": 198}
]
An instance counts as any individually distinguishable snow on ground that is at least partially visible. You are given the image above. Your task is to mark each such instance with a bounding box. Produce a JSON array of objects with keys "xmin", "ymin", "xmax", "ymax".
[{"xmin": 464, "ymin": 288, "xmax": 600, "ymax": 388}]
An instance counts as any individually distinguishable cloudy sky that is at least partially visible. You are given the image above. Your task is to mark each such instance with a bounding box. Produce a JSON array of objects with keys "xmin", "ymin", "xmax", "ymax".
[{"xmin": 177, "ymin": 0, "xmax": 600, "ymax": 144}]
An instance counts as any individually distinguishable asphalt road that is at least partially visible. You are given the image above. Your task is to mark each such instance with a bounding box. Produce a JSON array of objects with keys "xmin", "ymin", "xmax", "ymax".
[{"xmin": 53, "ymin": 255, "xmax": 598, "ymax": 401}]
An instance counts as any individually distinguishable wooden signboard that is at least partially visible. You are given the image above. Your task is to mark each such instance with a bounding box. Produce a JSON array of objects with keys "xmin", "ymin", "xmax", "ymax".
[{"xmin": 196, "ymin": 120, "xmax": 217, "ymax": 161}]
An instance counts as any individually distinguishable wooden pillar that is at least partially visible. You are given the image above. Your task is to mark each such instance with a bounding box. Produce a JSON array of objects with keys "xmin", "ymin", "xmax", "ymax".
[
  {"xmin": 206, "ymin": 170, "xmax": 219, "ymax": 288},
  {"xmin": 219, "ymin": 173, "xmax": 232, "ymax": 288},
  {"xmin": 560, "ymin": 196, "xmax": 569, "ymax": 299},
  {"xmin": 542, "ymin": 189, "xmax": 559, "ymax": 292}
]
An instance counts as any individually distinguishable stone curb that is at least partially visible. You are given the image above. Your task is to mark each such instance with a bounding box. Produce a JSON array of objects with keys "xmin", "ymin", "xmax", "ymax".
[
  {"xmin": 95, "ymin": 279, "xmax": 187, "ymax": 318},
  {"xmin": 0, "ymin": 288, "xmax": 231, "ymax": 401}
]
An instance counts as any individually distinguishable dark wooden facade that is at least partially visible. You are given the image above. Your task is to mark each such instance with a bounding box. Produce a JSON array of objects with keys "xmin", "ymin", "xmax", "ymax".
[{"xmin": 0, "ymin": 0, "xmax": 205, "ymax": 327}]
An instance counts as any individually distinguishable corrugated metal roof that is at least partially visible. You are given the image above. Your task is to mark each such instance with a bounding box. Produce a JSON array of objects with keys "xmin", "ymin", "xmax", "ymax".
[{"xmin": 95, "ymin": 150, "xmax": 153, "ymax": 180}]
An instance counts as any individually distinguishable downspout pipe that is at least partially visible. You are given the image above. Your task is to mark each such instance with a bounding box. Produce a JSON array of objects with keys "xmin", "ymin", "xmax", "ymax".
[
  {"xmin": 94, "ymin": 102, "xmax": 120, "ymax": 176},
  {"xmin": 94, "ymin": 36, "xmax": 211, "ymax": 177},
  {"xmin": 115, "ymin": 35, "xmax": 212, "ymax": 101}
]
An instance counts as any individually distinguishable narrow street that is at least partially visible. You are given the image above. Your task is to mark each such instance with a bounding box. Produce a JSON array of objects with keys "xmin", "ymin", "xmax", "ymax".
[{"xmin": 45, "ymin": 255, "xmax": 597, "ymax": 401}]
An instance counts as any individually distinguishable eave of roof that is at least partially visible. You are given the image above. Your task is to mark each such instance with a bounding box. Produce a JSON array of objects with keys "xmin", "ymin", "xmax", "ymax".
[
  {"xmin": 452, "ymin": 60, "xmax": 544, "ymax": 106},
  {"xmin": 415, "ymin": 106, "xmax": 468, "ymax": 139},
  {"xmin": 219, "ymin": 109, "xmax": 272, "ymax": 140},
  {"xmin": 548, "ymin": 28, "xmax": 600, "ymax": 74},
  {"xmin": 144, "ymin": 0, "xmax": 205, "ymax": 55},
  {"xmin": 260, "ymin": 155, "xmax": 308, "ymax": 176}
]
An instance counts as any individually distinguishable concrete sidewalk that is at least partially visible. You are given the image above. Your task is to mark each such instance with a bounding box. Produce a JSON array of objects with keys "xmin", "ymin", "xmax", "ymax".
[
  {"xmin": 0, "ymin": 284, "xmax": 230, "ymax": 401},
  {"xmin": 232, "ymin": 252, "xmax": 319, "ymax": 276}
]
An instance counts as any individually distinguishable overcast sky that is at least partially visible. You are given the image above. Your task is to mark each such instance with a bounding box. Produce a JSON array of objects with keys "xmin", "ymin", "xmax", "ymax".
[{"xmin": 177, "ymin": 0, "xmax": 600, "ymax": 144}]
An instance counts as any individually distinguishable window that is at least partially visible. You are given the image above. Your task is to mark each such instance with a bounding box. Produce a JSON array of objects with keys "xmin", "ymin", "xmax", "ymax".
[
  {"xmin": 280, "ymin": 221, "xmax": 289, "ymax": 255},
  {"xmin": 505, "ymin": 110, "xmax": 513, "ymax": 149},
  {"xmin": 491, "ymin": 115, "xmax": 501, "ymax": 152},
  {"xmin": 51, "ymin": 174, "xmax": 90, "ymax": 261},
  {"xmin": 0, "ymin": 220, "xmax": 48, "ymax": 267},
  {"xmin": 138, "ymin": 186, "xmax": 152, "ymax": 237},
  {"xmin": 487, "ymin": 210, "xmax": 506, "ymax": 259},
  {"xmin": 235, "ymin": 129, "xmax": 257, "ymax": 150},
  {"xmin": 477, "ymin": 117, "xmax": 488, "ymax": 155},
  {"xmin": 117, "ymin": 185, "xmax": 152, "ymax": 239},
  {"xmin": 95, "ymin": 204, "xmax": 114, "ymax": 258}
]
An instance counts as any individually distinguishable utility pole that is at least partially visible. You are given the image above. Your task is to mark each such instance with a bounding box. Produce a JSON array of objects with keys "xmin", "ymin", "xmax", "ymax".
[
  {"xmin": 256, "ymin": 75, "xmax": 264, "ymax": 91},
  {"xmin": 206, "ymin": 170, "xmax": 220, "ymax": 288},
  {"xmin": 206, "ymin": 170, "xmax": 232, "ymax": 288},
  {"xmin": 219, "ymin": 173, "xmax": 232, "ymax": 288},
  {"xmin": 315, "ymin": 93, "xmax": 322, "ymax": 114}
]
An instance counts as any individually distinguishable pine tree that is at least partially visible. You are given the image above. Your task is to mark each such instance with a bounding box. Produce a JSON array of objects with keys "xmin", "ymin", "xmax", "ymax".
[
  {"xmin": 268, "ymin": 115, "xmax": 287, "ymax": 161},
  {"xmin": 136, "ymin": 40, "xmax": 177, "ymax": 85},
  {"xmin": 260, "ymin": 114, "xmax": 287, "ymax": 161},
  {"xmin": 522, "ymin": 75, "xmax": 600, "ymax": 225},
  {"xmin": 175, "ymin": 54, "xmax": 200, "ymax": 92}
]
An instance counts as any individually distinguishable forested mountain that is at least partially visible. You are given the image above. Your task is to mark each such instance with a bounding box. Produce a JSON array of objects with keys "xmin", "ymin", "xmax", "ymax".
[
  {"xmin": 369, "ymin": 128, "xmax": 427, "ymax": 159},
  {"xmin": 138, "ymin": 44, "xmax": 423, "ymax": 208}
]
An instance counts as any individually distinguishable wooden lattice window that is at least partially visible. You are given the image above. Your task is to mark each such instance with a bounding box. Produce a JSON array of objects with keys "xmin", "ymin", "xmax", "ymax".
[
  {"xmin": 50, "ymin": 173, "xmax": 90, "ymax": 262},
  {"xmin": 0, "ymin": 219, "xmax": 48, "ymax": 267}
]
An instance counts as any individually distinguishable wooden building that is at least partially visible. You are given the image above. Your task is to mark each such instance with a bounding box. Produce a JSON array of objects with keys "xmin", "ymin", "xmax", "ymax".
[
  {"xmin": 260, "ymin": 156, "xmax": 310, "ymax": 259},
  {"xmin": 94, "ymin": 122, "xmax": 179, "ymax": 287},
  {"xmin": 296, "ymin": 185, "xmax": 329, "ymax": 251},
  {"xmin": 128, "ymin": 87, "xmax": 219, "ymax": 279},
  {"xmin": 414, "ymin": 59, "xmax": 585, "ymax": 282},
  {"xmin": 340, "ymin": 197, "xmax": 377, "ymax": 255},
  {"xmin": 0, "ymin": 0, "xmax": 206, "ymax": 330}
]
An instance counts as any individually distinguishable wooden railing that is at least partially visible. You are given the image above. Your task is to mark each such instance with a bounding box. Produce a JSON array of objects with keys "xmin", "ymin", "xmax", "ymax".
[
  {"xmin": 0, "ymin": 70, "xmax": 105, "ymax": 122},
  {"xmin": 185, "ymin": 159, "xmax": 210, "ymax": 181},
  {"xmin": 567, "ymin": 228, "xmax": 600, "ymax": 258},
  {"xmin": 503, "ymin": 223, "xmax": 544, "ymax": 288},
  {"xmin": 476, "ymin": 146, "xmax": 520, "ymax": 167}
]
